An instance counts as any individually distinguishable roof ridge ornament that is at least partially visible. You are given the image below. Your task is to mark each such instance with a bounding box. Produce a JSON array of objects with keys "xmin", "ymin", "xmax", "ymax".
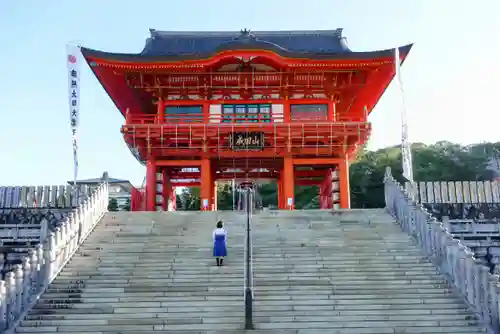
[{"xmin": 235, "ymin": 29, "xmax": 256, "ymax": 42}]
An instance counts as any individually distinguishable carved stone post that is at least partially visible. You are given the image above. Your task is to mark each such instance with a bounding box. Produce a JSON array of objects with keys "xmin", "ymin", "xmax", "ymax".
[
  {"xmin": 44, "ymin": 233, "xmax": 56, "ymax": 284},
  {"xmin": 0, "ymin": 280, "xmax": 6, "ymax": 331},
  {"xmin": 14, "ymin": 265, "xmax": 23, "ymax": 318},
  {"xmin": 5, "ymin": 271, "xmax": 15, "ymax": 326},
  {"xmin": 35, "ymin": 245, "xmax": 44, "ymax": 292},
  {"xmin": 22, "ymin": 258, "xmax": 31, "ymax": 307},
  {"xmin": 28, "ymin": 249, "xmax": 38, "ymax": 296}
]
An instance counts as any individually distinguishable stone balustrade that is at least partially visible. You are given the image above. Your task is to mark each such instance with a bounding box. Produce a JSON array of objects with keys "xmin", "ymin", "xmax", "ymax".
[
  {"xmin": 405, "ymin": 180, "xmax": 500, "ymax": 222},
  {"xmin": 423, "ymin": 203, "xmax": 500, "ymax": 221},
  {"xmin": 0, "ymin": 185, "xmax": 93, "ymax": 209},
  {"xmin": 0, "ymin": 183, "xmax": 108, "ymax": 332},
  {"xmin": 385, "ymin": 167, "xmax": 500, "ymax": 332},
  {"xmin": 407, "ymin": 180, "xmax": 500, "ymax": 204},
  {"xmin": 0, "ymin": 209, "xmax": 74, "ymax": 282},
  {"xmin": 0, "ymin": 210, "xmax": 72, "ymax": 241}
]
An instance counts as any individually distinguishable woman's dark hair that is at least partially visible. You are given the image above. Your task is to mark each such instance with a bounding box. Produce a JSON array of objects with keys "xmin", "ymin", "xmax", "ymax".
[{"xmin": 216, "ymin": 221, "xmax": 223, "ymax": 229}]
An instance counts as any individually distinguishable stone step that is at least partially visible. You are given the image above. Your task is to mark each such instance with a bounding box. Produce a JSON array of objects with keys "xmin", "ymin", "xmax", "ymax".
[
  {"xmin": 247, "ymin": 213, "xmax": 488, "ymax": 333},
  {"xmin": 58, "ymin": 265, "xmax": 438, "ymax": 273},
  {"xmin": 32, "ymin": 298, "xmax": 246, "ymax": 308},
  {"xmin": 16, "ymin": 210, "xmax": 488, "ymax": 334},
  {"xmin": 28, "ymin": 302, "xmax": 474, "ymax": 315},
  {"xmin": 54, "ymin": 271, "xmax": 440, "ymax": 280},
  {"xmin": 18, "ymin": 316, "xmax": 482, "ymax": 329},
  {"xmin": 46, "ymin": 281, "xmax": 244, "ymax": 289},
  {"xmin": 33, "ymin": 296, "xmax": 469, "ymax": 310},
  {"xmin": 13, "ymin": 328, "xmax": 478, "ymax": 334},
  {"xmin": 50, "ymin": 278, "xmax": 245, "ymax": 285},
  {"xmin": 64, "ymin": 259, "xmax": 433, "ymax": 266},
  {"xmin": 44, "ymin": 282, "xmax": 451, "ymax": 294},
  {"xmin": 59, "ymin": 265, "xmax": 437, "ymax": 273},
  {"xmin": 35, "ymin": 293, "xmax": 464, "ymax": 305},
  {"xmin": 38, "ymin": 286, "xmax": 457, "ymax": 299},
  {"xmin": 45, "ymin": 278, "xmax": 448, "ymax": 289},
  {"xmin": 24, "ymin": 308, "xmax": 475, "ymax": 321},
  {"xmin": 44, "ymin": 283, "xmax": 451, "ymax": 294},
  {"xmin": 13, "ymin": 322, "xmax": 488, "ymax": 333},
  {"xmin": 57, "ymin": 268, "xmax": 245, "ymax": 275}
]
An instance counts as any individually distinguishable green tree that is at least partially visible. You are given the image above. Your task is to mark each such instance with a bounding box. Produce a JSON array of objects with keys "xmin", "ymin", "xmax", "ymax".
[
  {"xmin": 217, "ymin": 182, "xmax": 235, "ymax": 210},
  {"xmin": 349, "ymin": 142, "xmax": 498, "ymax": 208},
  {"xmin": 123, "ymin": 198, "xmax": 131, "ymax": 211},
  {"xmin": 178, "ymin": 188, "xmax": 200, "ymax": 211},
  {"xmin": 176, "ymin": 141, "xmax": 500, "ymax": 210},
  {"xmin": 108, "ymin": 198, "xmax": 118, "ymax": 211}
]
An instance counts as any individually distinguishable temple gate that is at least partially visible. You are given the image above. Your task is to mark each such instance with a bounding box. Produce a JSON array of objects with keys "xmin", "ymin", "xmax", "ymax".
[{"xmin": 81, "ymin": 28, "xmax": 412, "ymax": 211}]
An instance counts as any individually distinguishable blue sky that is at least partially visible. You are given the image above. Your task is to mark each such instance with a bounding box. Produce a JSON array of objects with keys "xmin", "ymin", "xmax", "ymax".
[{"xmin": 1, "ymin": 0, "xmax": 499, "ymax": 186}]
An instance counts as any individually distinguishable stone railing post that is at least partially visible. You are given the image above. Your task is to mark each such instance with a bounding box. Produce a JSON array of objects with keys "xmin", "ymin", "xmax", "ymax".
[
  {"xmin": 14, "ymin": 265, "xmax": 23, "ymax": 317},
  {"xmin": 5, "ymin": 272, "xmax": 15, "ymax": 326},
  {"xmin": 28, "ymin": 249, "xmax": 37, "ymax": 296},
  {"xmin": 22, "ymin": 258, "xmax": 31, "ymax": 307},
  {"xmin": 35, "ymin": 245, "xmax": 44, "ymax": 292},
  {"xmin": 43, "ymin": 233, "xmax": 56, "ymax": 283},
  {"xmin": 0, "ymin": 281, "xmax": 6, "ymax": 331}
]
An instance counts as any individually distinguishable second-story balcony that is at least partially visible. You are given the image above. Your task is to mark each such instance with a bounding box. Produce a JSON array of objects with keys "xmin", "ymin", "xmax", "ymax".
[{"xmin": 121, "ymin": 111, "xmax": 371, "ymax": 160}]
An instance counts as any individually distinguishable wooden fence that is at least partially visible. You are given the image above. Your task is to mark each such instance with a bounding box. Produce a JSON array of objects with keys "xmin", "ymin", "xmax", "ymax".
[
  {"xmin": 0, "ymin": 185, "xmax": 94, "ymax": 209},
  {"xmin": 406, "ymin": 180, "xmax": 500, "ymax": 204}
]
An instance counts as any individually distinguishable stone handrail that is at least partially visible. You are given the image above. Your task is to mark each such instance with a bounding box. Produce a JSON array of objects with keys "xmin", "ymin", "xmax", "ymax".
[
  {"xmin": 0, "ymin": 183, "xmax": 109, "ymax": 332},
  {"xmin": 384, "ymin": 167, "xmax": 500, "ymax": 333},
  {"xmin": 0, "ymin": 185, "xmax": 93, "ymax": 209},
  {"xmin": 406, "ymin": 180, "xmax": 500, "ymax": 204}
]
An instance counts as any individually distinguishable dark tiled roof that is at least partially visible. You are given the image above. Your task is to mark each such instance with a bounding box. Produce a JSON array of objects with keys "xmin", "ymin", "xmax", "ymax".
[
  {"xmin": 71, "ymin": 177, "xmax": 128, "ymax": 184},
  {"xmin": 67, "ymin": 172, "xmax": 131, "ymax": 185},
  {"xmin": 141, "ymin": 29, "xmax": 351, "ymax": 56},
  {"xmin": 82, "ymin": 29, "xmax": 415, "ymax": 63}
]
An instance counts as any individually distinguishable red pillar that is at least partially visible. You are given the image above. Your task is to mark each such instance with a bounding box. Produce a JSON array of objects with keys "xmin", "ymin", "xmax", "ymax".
[
  {"xmin": 169, "ymin": 188, "xmax": 177, "ymax": 211},
  {"xmin": 211, "ymin": 179, "xmax": 218, "ymax": 211},
  {"xmin": 202, "ymin": 102, "xmax": 210, "ymax": 123},
  {"xmin": 146, "ymin": 158, "xmax": 157, "ymax": 211},
  {"xmin": 339, "ymin": 158, "xmax": 351, "ymax": 209},
  {"xmin": 283, "ymin": 157, "xmax": 294, "ymax": 210},
  {"xmin": 283, "ymin": 98, "xmax": 291, "ymax": 123},
  {"xmin": 162, "ymin": 169, "xmax": 170, "ymax": 211},
  {"xmin": 277, "ymin": 173, "xmax": 283, "ymax": 209},
  {"xmin": 200, "ymin": 158, "xmax": 212, "ymax": 211},
  {"xmin": 319, "ymin": 179, "xmax": 326, "ymax": 209},
  {"xmin": 157, "ymin": 98, "xmax": 164, "ymax": 124},
  {"xmin": 325, "ymin": 168, "xmax": 333, "ymax": 209}
]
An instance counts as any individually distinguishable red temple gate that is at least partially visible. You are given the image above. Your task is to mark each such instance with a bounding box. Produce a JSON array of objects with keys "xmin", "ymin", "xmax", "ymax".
[{"xmin": 81, "ymin": 29, "xmax": 412, "ymax": 211}]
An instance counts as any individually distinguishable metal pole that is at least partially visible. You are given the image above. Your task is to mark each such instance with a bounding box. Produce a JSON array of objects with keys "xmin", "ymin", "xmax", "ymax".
[
  {"xmin": 232, "ymin": 179, "xmax": 236, "ymax": 211},
  {"xmin": 244, "ymin": 188, "xmax": 253, "ymax": 330}
]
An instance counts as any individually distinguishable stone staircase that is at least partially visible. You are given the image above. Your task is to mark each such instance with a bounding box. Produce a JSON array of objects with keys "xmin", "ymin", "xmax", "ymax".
[
  {"xmin": 251, "ymin": 209, "xmax": 489, "ymax": 333},
  {"xmin": 12, "ymin": 209, "xmax": 490, "ymax": 333},
  {"xmin": 15, "ymin": 211, "xmax": 248, "ymax": 333}
]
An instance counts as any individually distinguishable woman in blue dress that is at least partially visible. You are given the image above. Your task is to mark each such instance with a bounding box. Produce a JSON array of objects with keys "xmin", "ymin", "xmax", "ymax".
[{"xmin": 212, "ymin": 221, "xmax": 228, "ymax": 266}]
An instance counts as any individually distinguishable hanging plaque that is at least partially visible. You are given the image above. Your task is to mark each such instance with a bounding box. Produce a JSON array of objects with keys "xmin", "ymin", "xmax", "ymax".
[{"xmin": 229, "ymin": 132, "xmax": 264, "ymax": 151}]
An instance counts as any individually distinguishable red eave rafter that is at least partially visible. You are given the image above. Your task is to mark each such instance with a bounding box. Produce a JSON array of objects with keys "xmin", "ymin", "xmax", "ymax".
[{"xmin": 85, "ymin": 49, "xmax": 396, "ymax": 71}]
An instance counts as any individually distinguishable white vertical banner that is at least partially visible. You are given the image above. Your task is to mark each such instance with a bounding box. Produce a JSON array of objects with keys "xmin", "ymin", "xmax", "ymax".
[
  {"xmin": 67, "ymin": 44, "xmax": 81, "ymax": 185},
  {"xmin": 395, "ymin": 47, "xmax": 414, "ymax": 183}
]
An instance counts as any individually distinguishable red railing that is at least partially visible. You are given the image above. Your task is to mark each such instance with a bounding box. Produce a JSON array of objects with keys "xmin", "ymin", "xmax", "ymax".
[
  {"xmin": 128, "ymin": 113, "xmax": 276, "ymax": 124},
  {"xmin": 165, "ymin": 113, "xmax": 204, "ymax": 123},
  {"xmin": 130, "ymin": 177, "xmax": 146, "ymax": 211},
  {"xmin": 130, "ymin": 187, "xmax": 145, "ymax": 211},
  {"xmin": 220, "ymin": 114, "xmax": 273, "ymax": 123}
]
